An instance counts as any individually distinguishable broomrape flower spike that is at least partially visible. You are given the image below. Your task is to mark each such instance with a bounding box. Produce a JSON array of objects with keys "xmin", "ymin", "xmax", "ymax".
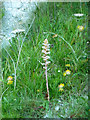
[{"xmin": 42, "ymin": 39, "xmax": 50, "ymax": 101}]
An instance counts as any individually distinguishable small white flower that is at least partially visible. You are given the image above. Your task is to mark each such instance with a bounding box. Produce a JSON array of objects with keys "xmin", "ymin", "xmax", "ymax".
[
  {"xmin": 41, "ymin": 63, "xmax": 45, "ymax": 65},
  {"xmin": 41, "ymin": 61, "xmax": 50, "ymax": 66},
  {"xmin": 42, "ymin": 56, "xmax": 50, "ymax": 60},
  {"xmin": 74, "ymin": 13, "xmax": 84, "ymax": 17},
  {"xmin": 58, "ymin": 100, "xmax": 61, "ymax": 103},
  {"xmin": 55, "ymin": 106, "xmax": 59, "ymax": 111},
  {"xmin": 44, "ymin": 39, "xmax": 48, "ymax": 44},
  {"xmin": 42, "ymin": 46, "xmax": 46, "ymax": 49},
  {"xmin": 43, "ymin": 66, "xmax": 47, "ymax": 69},
  {"xmin": 58, "ymin": 70, "xmax": 60, "ymax": 72},
  {"xmin": 42, "ymin": 45, "xmax": 49, "ymax": 49},
  {"xmin": 42, "ymin": 50, "xmax": 50, "ymax": 54},
  {"xmin": 42, "ymin": 50, "xmax": 46, "ymax": 54},
  {"xmin": 46, "ymin": 52, "xmax": 50, "ymax": 54},
  {"xmin": 42, "ymin": 43, "xmax": 49, "ymax": 46},
  {"xmin": 46, "ymin": 61, "xmax": 51, "ymax": 65},
  {"xmin": 11, "ymin": 29, "xmax": 25, "ymax": 34}
]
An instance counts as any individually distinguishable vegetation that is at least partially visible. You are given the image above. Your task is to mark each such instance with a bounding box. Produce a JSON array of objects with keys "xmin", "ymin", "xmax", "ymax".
[{"xmin": 1, "ymin": 2, "xmax": 88, "ymax": 118}]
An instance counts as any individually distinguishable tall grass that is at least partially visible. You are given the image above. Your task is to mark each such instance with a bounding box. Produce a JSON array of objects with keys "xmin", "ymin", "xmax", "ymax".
[{"xmin": 1, "ymin": 2, "xmax": 88, "ymax": 118}]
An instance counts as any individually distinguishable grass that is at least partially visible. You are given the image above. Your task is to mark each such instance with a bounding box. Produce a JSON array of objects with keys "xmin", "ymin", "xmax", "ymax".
[{"xmin": 1, "ymin": 2, "xmax": 88, "ymax": 118}]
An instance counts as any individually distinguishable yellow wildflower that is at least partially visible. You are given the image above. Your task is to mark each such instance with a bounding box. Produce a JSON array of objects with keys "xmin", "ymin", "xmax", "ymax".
[
  {"xmin": 63, "ymin": 70, "xmax": 71, "ymax": 76},
  {"xmin": 77, "ymin": 25, "xmax": 84, "ymax": 31},
  {"xmin": 58, "ymin": 83, "xmax": 64, "ymax": 91},
  {"xmin": 7, "ymin": 80, "xmax": 13, "ymax": 85},
  {"xmin": 37, "ymin": 89, "xmax": 40, "ymax": 92},
  {"xmin": 63, "ymin": 72, "xmax": 66, "ymax": 76},
  {"xmin": 66, "ymin": 70, "xmax": 71, "ymax": 75},
  {"xmin": 7, "ymin": 76, "xmax": 13, "ymax": 81},
  {"xmin": 65, "ymin": 64, "xmax": 70, "ymax": 67},
  {"xmin": 59, "ymin": 88, "xmax": 63, "ymax": 91},
  {"xmin": 52, "ymin": 34, "xmax": 58, "ymax": 38},
  {"xmin": 7, "ymin": 76, "xmax": 13, "ymax": 85},
  {"xmin": 58, "ymin": 83, "xmax": 64, "ymax": 87}
]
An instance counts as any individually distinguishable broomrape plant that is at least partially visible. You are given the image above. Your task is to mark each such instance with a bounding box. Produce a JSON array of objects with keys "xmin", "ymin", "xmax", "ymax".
[{"xmin": 42, "ymin": 39, "xmax": 50, "ymax": 101}]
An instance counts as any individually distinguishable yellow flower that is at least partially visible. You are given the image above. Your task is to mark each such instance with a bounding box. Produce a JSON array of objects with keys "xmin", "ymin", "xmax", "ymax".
[
  {"xmin": 7, "ymin": 80, "xmax": 13, "ymax": 85},
  {"xmin": 59, "ymin": 88, "xmax": 63, "ymax": 91},
  {"xmin": 66, "ymin": 70, "xmax": 71, "ymax": 75},
  {"xmin": 7, "ymin": 76, "xmax": 13, "ymax": 85},
  {"xmin": 77, "ymin": 25, "xmax": 84, "ymax": 31},
  {"xmin": 58, "ymin": 83, "xmax": 64, "ymax": 88},
  {"xmin": 52, "ymin": 34, "xmax": 58, "ymax": 38},
  {"xmin": 7, "ymin": 76, "xmax": 13, "ymax": 81},
  {"xmin": 58, "ymin": 83, "xmax": 64, "ymax": 91},
  {"xmin": 63, "ymin": 72, "xmax": 66, "ymax": 76},
  {"xmin": 63, "ymin": 70, "xmax": 71, "ymax": 76},
  {"xmin": 65, "ymin": 64, "xmax": 70, "ymax": 67},
  {"xmin": 37, "ymin": 89, "xmax": 40, "ymax": 92}
]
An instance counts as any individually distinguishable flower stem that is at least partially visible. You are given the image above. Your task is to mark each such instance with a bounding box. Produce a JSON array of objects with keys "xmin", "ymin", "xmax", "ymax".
[{"xmin": 45, "ymin": 64, "xmax": 49, "ymax": 101}]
